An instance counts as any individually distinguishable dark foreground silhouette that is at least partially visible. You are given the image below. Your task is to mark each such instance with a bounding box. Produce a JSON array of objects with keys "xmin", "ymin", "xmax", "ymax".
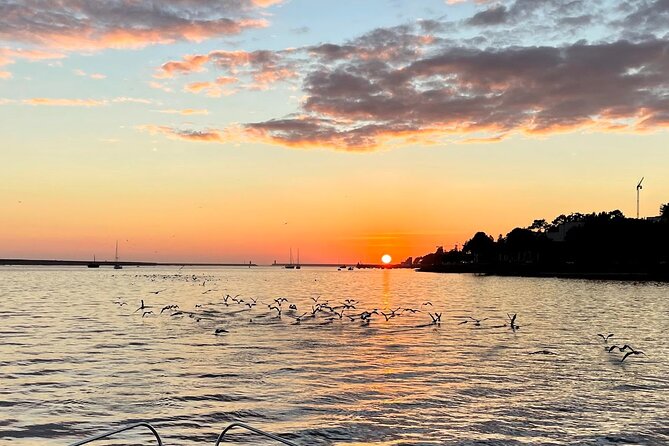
[{"xmin": 418, "ymin": 205, "xmax": 669, "ymax": 282}]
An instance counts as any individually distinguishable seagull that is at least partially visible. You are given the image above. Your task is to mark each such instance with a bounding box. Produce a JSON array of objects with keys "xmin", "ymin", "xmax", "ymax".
[
  {"xmin": 422, "ymin": 301, "xmax": 433, "ymax": 307},
  {"xmin": 529, "ymin": 350, "xmax": 557, "ymax": 355},
  {"xmin": 597, "ymin": 333, "xmax": 614, "ymax": 343},
  {"xmin": 269, "ymin": 305, "xmax": 282, "ymax": 317},
  {"xmin": 507, "ymin": 313, "xmax": 519, "ymax": 330},
  {"xmin": 428, "ymin": 312, "xmax": 442, "ymax": 324},
  {"xmin": 160, "ymin": 304, "xmax": 179, "ymax": 314},
  {"xmin": 403, "ymin": 308, "xmax": 420, "ymax": 314},
  {"xmin": 311, "ymin": 296, "xmax": 321, "ymax": 303},
  {"xmin": 289, "ymin": 312, "xmax": 308, "ymax": 324},
  {"xmin": 621, "ymin": 350, "xmax": 645, "ymax": 362},
  {"xmin": 142, "ymin": 311, "xmax": 154, "ymax": 318},
  {"xmin": 149, "ymin": 289, "xmax": 167, "ymax": 295},
  {"xmin": 134, "ymin": 300, "xmax": 152, "ymax": 313},
  {"xmin": 289, "ymin": 304, "xmax": 298, "ymax": 310},
  {"xmin": 459, "ymin": 316, "xmax": 488, "ymax": 326},
  {"xmin": 214, "ymin": 328, "xmax": 228, "ymax": 335},
  {"xmin": 608, "ymin": 344, "xmax": 635, "ymax": 353}
]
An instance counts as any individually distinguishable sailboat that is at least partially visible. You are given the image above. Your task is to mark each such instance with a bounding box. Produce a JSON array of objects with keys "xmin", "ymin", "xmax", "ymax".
[
  {"xmin": 87, "ymin": 255, "xmax": 100, "ymax": 268},
  {"xmin": 296, "ymin": 249, "xmax": 301, "ymax": 269},
  {"xmin": 113, "ymin": 241, "xmax": 123, "ymax": 269},
  {"xmin": 285, "ymin": 248, "xmax": 295, "ymax": 269}
]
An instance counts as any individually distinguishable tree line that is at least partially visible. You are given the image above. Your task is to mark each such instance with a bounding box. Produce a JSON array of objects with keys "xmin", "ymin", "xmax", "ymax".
[{"xmin": 417, "ymin": 204, "xmax": 669, "ymax": 272}]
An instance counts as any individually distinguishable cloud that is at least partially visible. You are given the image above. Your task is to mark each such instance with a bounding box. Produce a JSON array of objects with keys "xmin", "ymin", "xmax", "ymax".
[
  {"xmin": 74, "ymin": 69, "xmax": 107, "ymax": 79},
  {"xmin": 184, "ymin": 76, "xmax": 238, "ymax": 97},
  {"xmin": 0, "ymin": 47, "xmax": 66, "ymax": 77},
  {"xmin": 0, "ymin": 1, "xmax": 279, "ymax": 51},
  {"xmin": 145, "ymin": 1, "xmax": 669, "ymax": 151},
  {"xmin": 23, "ymin": 98, "xmax": 107, "ymax": 107},
  {"xmin": 148, "ymin": 81, "xmax": 173, "ymax": 93},
  {"xmin": 467, "ymin": 5, "xmax": 509, "ymax": 26},
  {"xmin": 139, "ymin": 125, "xmax": 232, "ymax": 143},
  {"xmin": 157, "ymin": 49, "xmax": 297, "ymax": 93},
  {"xmin": 154, "ymin": 108, "xmax": 210, "ymax": 116},
  {"xmin": 21, "ymin": 97, "xmax": 154, "ymax": 107}
]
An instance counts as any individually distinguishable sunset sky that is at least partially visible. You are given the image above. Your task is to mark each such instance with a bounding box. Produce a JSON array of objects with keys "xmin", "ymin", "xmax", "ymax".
[{"xmin": 1, "ymin": 0, "xmax": 668, "ymax": 264}]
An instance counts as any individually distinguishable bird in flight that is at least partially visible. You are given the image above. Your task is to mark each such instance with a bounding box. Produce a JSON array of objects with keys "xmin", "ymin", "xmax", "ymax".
[
  {"xmin": 134, "ymin": 300, "xmax": 152, "ymax": 313},
  {"xmin": 621, "ymin": 349, "xmax": 645, "ymax": 363},
  {"xmin": 597, "ymin": 333, "xmax": 614, "ymax": 343}
]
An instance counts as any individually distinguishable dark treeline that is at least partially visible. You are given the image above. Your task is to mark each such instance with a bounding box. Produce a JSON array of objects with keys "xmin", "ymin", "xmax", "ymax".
[{"xmin": 417, "ymin": 204, "xmax": 669, "ymax": 280}]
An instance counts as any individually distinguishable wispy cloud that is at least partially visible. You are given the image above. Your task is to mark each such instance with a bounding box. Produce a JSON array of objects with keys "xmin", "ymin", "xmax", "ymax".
[
  {"xmin": 139, "ymin": 125, "xmax": 233, "ymax": 143},
  {"xmin": 21, "ymin": 97, "xmax": 154, "ymax": 107},
  {"xmin": 74, "ymin": 69, "xmax": 106, "ymax": 79},
  {"xmin": 24, "ymin": 98, "xmax": 107, "ymax": 107},
  {"xmin": 0, "ymin": 47, "xmax": 66, "ymax": 78},
  {"xmin": 155, "ymin": 49, "xmax": 297, "ymax": 93},
  {"xmin": 153, "ymin": 108, "xmax": 210, "ymax": 116}
]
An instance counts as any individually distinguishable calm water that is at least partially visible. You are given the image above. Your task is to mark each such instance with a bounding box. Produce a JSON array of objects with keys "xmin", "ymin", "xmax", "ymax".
[{"xmin": 1, "ymin": 267, "xmax": 668, "ymax": 446}]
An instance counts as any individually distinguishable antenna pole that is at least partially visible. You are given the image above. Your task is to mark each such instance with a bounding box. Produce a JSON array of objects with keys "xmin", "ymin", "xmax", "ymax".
[{"xmin": 636, "ymin": 177, "xmax": 644, "ymax": 219}]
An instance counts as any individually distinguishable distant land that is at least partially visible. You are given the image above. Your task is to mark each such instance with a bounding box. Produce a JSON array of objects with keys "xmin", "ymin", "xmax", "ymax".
[
  {"xmin": 415, "ymin": 206, "xmax": 669, "ymax": 282},
  {"xmin": 0, "ymin": 259, "xmax": 257, "ymax": 267}
]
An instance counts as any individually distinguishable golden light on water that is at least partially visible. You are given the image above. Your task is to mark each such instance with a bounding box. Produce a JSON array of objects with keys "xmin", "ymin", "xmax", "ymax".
[{"xmin": 381, "ymin": 254, "xmax": 392, "ymax": 264}]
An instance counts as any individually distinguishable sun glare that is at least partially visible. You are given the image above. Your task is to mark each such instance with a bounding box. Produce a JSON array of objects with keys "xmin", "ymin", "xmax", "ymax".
[{"xmin": 381, "ymin": 254, "xmax": 392, "ymax": 264}]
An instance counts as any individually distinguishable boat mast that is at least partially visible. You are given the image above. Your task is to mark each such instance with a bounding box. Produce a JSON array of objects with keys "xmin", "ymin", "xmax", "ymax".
[{"xmin": 115, "ymin": 240, "xmax": 119, "ymax": 263}]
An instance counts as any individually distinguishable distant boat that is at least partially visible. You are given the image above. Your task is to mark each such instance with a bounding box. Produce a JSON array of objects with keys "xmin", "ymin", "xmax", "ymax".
[
  {"xmin": 113, "ymin": 241, "xmax": 122, "ymax": 270},
  {"xmin": 87, "ymin": 255, "xmax": 100, "ymax": 268},
  {"xmin": 285, "ymin": 248, "xmax": 295, "ymax": 269},
  {"xmin": 296, "ymin": 249, "xmax": 301, "ymax": 269}
]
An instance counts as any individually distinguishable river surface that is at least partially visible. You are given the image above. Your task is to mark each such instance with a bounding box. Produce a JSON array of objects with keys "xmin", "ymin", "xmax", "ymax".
[{"xmin": 1, "ymin": 266, "xmax": 668, "ymax": 446}]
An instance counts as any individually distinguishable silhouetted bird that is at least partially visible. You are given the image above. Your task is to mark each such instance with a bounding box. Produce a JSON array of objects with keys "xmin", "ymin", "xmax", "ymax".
[
  {"xmin": 460, "ymin": 316, "xmax": 488, "ymax": 326},
  {"xmin": 597, "ymin": 333, "xmax": 614, "ymax": 343},
  {"xmin": 608, "ymin": 344, "xmax": 634, "ymax": 353},
  {"xmin": 621, "ymin": 350, "xmax": 645, "ymax": 362},
  {"xmin": 134, "ymin": 300, "xmax": 152, "ymax": 313},
  {"xmin": 149, "ymin": 289, "xmax": 166, "ymax": 295},
  {"xmin": 507, "ymin": 313, "xmax": 519, "ymax": 330},
  {"xmin": 142, "ymin": 311, "xmax": 153, "ymax": 318},
  {"xmin": 529, "ymin": 350, "xmax": 557, "ymax": 355}
]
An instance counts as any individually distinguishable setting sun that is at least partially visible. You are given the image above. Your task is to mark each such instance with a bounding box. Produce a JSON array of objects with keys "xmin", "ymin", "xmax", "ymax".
[{"xmin": 381, "ymin": 254, "xmax": 392, "ymax": 264}]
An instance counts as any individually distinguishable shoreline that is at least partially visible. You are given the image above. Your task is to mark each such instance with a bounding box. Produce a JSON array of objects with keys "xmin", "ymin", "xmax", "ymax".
[
  {"xmin": 418, "ymin": 264, "xmax": 669, "ymax": 282},
  {"xmin": 0, "ymin": 259, "xmax": 257, "ymax": 267}
]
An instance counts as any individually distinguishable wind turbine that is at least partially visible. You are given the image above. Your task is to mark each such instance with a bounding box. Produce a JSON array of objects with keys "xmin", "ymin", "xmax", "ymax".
[{"xmin": 636, "ymin": 177, "xmax": 644, "ymax": 219}]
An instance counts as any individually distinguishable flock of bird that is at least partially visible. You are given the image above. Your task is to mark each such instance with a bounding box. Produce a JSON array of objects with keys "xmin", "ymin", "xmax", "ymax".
[
  {"xmin": 111, "ymin": 272, "xmax": 647, "ymax": 365},
  {"xmin": 597, "ymin": 333, "xmax": 646, "ymax": 363}
]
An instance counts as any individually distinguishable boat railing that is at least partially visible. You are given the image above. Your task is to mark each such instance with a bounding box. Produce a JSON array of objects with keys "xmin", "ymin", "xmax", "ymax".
[
  {"xmin": 215, "ymin": 422, "xmax": 298, "ymax": 446},
  {"xmin": 68, "ymin": 422, "xmax": 163, "ymax": 446},
  {"xmin": 67, "ymin": 421, "xmax": 298, "ymax": 446}
]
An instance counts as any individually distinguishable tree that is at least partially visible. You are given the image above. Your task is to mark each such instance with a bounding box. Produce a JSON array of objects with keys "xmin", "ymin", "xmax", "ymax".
[
  {"xmin": 661, "ymin": 203, "xmax": 669, "ymax": 219},
  {"xmin": 463, "ymin": 232, "xmax": 497, "ymax": 263},
  {"xmin": 528, "ymin": 219, "xmax": 549, "ymax": 232}
]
